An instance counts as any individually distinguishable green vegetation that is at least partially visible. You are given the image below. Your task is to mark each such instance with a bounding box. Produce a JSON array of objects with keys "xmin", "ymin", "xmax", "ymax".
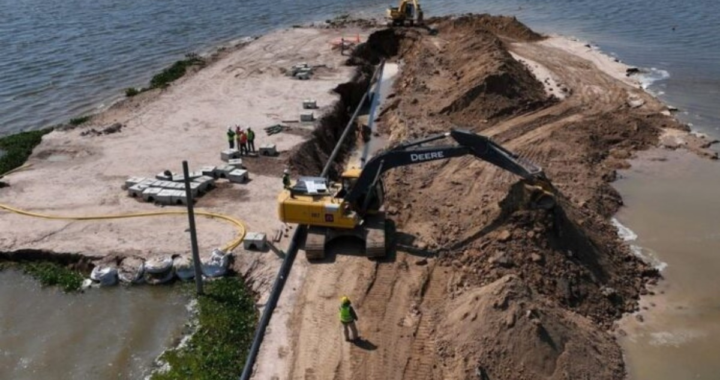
[
  {"xmin": 20, "ymin": 262, "xmax": 84, "ymax": 292},
  {"xmin": 69, "ymin": 115, "xmax": 92, "ymax": 126},
  {"xmin": 153, "ymin": 277, "xmax": 257, "ymax": 380},
  {"xmin": 0, "ymin": 128, "xmax": 52, "ymax": 175},
  {"xmin": 125, "ymin": 53, "xmax": 205, "ymax": 97},
  {"xmin": 125, "ymin": 87, "xmax": 141, "ymax": 97}
]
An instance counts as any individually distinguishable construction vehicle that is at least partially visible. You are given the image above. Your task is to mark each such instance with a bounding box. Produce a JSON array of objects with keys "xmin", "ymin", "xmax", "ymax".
[
  {"xmin": 277, "ymin": 129, "xmax": 554, "ymax": 260},
  {"xmin": 386, "ymin": 0, "xmax": 423, "ymax": 26}
]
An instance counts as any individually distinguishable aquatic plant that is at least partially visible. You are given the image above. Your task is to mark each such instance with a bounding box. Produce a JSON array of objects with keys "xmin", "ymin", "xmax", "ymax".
[
  {"xmin": 0, "ymin": 128, "xmax": 52, "ymax": 175},
  {"xmin": 69, "ymin": 115, "xmax": 92, "ymax": 126},
  {"xmin": 153, "ymin": 277, "xmax": 257, "ymax": 380},
  {"xmin": 20, "ymin": 262, "xmax": 84, "ymax": 292}
]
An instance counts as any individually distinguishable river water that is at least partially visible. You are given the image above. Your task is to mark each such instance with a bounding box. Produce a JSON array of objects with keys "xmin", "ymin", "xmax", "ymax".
[
  {"xmin": 0, "ymin": 270, "xmax": 189, "ymax": 380},
  {"xmin": 2, "ymin": 0, "xmax": 719, "ymax": 378}
]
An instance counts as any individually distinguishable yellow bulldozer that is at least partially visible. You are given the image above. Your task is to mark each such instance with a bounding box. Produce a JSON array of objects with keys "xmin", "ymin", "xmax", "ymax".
[
  {"xmin": 386, "ymin": 0, "xmax": 424, "ymax": 26},
  {"xmin": 277, "ymin": 129, "xmax": 555, "ymax": 260}
]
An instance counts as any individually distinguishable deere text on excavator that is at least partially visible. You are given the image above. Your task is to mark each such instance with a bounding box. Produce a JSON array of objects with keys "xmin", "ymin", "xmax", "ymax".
[{"xmin": 277, "ymin": 129, "xmax": 555, "ymax": 260}]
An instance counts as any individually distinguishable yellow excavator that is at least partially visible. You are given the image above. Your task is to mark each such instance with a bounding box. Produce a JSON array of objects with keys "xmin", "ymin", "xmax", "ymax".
[
  {"xmin": 277, "ymin": 129, "xmax": 554, "ymax": 260},
  {"xmin": 386, "ymin": 0, "xmax": 424, "ymax": 26}
]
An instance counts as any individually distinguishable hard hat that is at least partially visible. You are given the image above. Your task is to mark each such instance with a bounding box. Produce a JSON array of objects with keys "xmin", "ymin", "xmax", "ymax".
[
  {"xmin": 341, "ymin": 296, "xmax": 350, "ymax": 305},
  {"xmin": 284, "ymin": 169, "xmax": 290, "ymax": 174}
]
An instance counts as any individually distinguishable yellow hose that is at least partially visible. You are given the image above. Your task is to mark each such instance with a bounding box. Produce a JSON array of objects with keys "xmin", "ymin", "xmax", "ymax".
[{"xmin": 0, "ymin": 203, "xmax": 246, "ymax": 252}]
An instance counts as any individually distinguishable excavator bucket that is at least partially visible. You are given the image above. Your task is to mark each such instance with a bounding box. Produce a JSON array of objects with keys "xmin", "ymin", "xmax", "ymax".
[{"xmin": 524, "ymin": 180, "xmax": 556, "ymax": 210}]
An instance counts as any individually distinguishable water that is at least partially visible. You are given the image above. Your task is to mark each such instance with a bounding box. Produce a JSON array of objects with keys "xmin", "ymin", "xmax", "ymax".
[
  {"xmin": 0, "ymin": 270, "xmax": 190, "ymax": 380},
  {"xmin": 613, "ymin": 151, "xmax": 720, "ymax": 379},
  {"xmin": 2, "ymin": 0, "xmax": 719, "ymax": 138}
]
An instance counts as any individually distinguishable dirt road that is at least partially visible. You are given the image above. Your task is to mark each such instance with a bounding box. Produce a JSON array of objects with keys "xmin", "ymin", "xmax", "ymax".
[{"xmin": 276, "ymin": 15, "xmax": 717, "ymax": 380}]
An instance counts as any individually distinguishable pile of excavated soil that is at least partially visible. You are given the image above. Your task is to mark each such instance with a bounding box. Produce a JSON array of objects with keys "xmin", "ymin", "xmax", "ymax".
[
  {"xmin": 370, "ymin": 14, "xmax": 677, "ymax": 378},
  {"xmin": 435, "ymin": 275, "xmax": 624, "ymax": 380}
]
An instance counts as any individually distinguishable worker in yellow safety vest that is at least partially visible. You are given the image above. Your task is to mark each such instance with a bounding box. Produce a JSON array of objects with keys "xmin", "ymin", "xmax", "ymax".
[{"xmin": 339, "ymin": 296, "xmax": 359, "ymax": 342}]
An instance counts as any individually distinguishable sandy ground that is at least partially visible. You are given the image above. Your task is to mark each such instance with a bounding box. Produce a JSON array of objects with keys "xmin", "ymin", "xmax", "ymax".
[{"xmin": 0, "ymin": 27, "xmax": 365, "ymax": 282}]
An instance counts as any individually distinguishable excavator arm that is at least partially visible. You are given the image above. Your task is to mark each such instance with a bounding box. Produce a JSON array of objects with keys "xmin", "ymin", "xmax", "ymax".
[{"xmin": 344, "ymin": 129, "xmax": 550, "ymax": 212}]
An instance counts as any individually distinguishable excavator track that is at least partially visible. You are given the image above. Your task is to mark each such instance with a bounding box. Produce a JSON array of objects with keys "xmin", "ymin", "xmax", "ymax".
[
  {"xmin": 304, "ymin": 226, "xmax": 326, "ymax": 260},
  {"xmin": 364, "ymin": 214, "xmax": 387, "ymax": 258}
]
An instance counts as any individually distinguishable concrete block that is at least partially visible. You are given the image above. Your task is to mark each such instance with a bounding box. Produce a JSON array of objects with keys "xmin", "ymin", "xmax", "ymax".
[
  {"xmin": 243, "ymin": 232, "xmax": 267, "ymax": 250},
  {"xmin": 221, "ymin": 149, "xmax": 241, "ymax": 162},
  {"xmin": 125, "ymin": 177, "xmax": 146, "ymax": 189},
  {"xmin": 193, "ymin": 176, "xmax": 215, "ymax": 192},
  {"xmin": 295, "ymin": 72, "xmax": 311, "ymax": 80},
  {"xmin": 227, "ymin": 158, "xmax": 244, "ymax": 169},
  {"xmin": 138, "ymin": 178, "xmax": 156, "ymax": 186},
  {"xmin": 128, "ymin": 184, "xmax": 148, "ymax": 198},
  {"xmin": 156, "ymin": 189, "xmax": 176, "ymax": 205},
  {"xmin": 142, "ymin": 187, "xmax": 163, "ymax": 202},
  {"xmin": 300, "ymin": 112, "xmax": 314, "ymax": 122},
  {"xmin": 155, "ymin": 171, "xmax": 175, "ymax": 181},
  {"xmin": 228, "ymin": 169, "xmax": 249, "ymax": 184},
  {"xmin": 214, "ymin": 165, "xmax": 236, "ymax": 179},
  {"xmin": 171, "ymin": 172, "xmax": 203, "ymax": 183},
  {"xmin": 170, "ymin": 190, "xmax": 189, "ymax": 205},
  {"xmin": 259, "ymin": 144, "xmax": 277, "ymax": 156},
  {"xmin": 153, "ymin": 180, "xmax": 174, "ymax": 189},
  {"xmin": 199, "ymin": 166, "xmax": 216, "ymax": 177},
  {"xmin": 302, "ymin": 99, "xmax": 317, "ymax": 109}
]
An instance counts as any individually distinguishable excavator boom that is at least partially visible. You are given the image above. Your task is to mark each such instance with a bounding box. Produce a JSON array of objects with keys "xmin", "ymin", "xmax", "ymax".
[{"xmin": 345, "ymin": 129, "xmax": 546, "ymax": 208}]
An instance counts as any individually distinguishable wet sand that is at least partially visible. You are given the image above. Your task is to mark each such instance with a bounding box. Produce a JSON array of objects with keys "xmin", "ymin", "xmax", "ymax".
[{"xmin": 614, "ymin": 149, "xmax": 720, "ymax": 379}]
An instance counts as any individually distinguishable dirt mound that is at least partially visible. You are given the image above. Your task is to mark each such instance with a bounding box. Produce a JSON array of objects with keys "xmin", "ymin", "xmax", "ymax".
[
  {"xmin": 440, "ymin": 186, "xmax": 657, "ymax": 327},
  {"xmin": 429, "ymin": 14, "xmax": 545, "ymax": 42},
  {"xmin": 435, "ymin": 275, "xmax": 624, "ymax": 380}
]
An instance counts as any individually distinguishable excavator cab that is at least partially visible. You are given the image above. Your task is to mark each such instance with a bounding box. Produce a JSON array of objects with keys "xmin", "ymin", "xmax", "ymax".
[{"xmin": 340, "ymin": 168, "xmax": 385, "ymax": 216}]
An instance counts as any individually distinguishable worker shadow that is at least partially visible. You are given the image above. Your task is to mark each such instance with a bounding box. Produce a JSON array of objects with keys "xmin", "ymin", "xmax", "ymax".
[{"xmin": 352, "ymin": 337, "xmax": 378, "ymax": 351}]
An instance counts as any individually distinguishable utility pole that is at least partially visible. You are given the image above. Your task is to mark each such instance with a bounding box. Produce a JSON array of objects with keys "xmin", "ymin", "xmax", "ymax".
[{"xmin": 182, "ymin": 160, "xmax": 204, "ymax": 296}]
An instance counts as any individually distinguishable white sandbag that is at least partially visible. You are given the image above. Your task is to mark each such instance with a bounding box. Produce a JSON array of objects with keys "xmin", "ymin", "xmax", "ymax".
[
  {"xmin": 90, "ymin": 265, "xmax": 118, "ymax": 286},
  {"xmin": 201, "ymin": 249, "xmax": 230, "ymax": 278},
  {"xmin": 173, "ymin": 256, "xmax": 195, "ymax": 281},
  {"xmin": 118, "ymin": 257, "xmax": 145, "ymax": 284},
  {"xmin": 145, "ymin": 256, "xmax": 173, "ymax": 274}
]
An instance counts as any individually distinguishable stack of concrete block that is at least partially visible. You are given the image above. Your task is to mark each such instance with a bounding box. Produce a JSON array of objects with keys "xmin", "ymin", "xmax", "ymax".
[
  {"xmin": 221, "ymin": 149, "xmax": 241, "ymax": 162},
  {"xmin": 199, "ymin": 166, "xmax": 216, "ymax": 177},
  {"xmin": 156, "ymin": 189, "xmax": 175, "ymax": 204},
  {"xmin": 192, "ymin": 176, "xmax": 215, "ymax": 193},
  {"xmin": 303, "ymin": 99, "xmax": 317, "ymax": 109},
  {"xmin": 214, "ymin": 165, "xmax": 236, "ymax": 179},
  {"xmin": 291, "ymin": 63, "xmax": 312, "ymax": 80},
  {"xmin": 128, "ymin": 183, "xmax": 149, "ymax": 198},
  {"xmin": 259, "ymin": 144, "xmax": 277, "ymax": 156},
  {"xmin": 172, "ymin": 172, "xmax": 202, "ymax": 183},
  {"xmin": 300, "ymin": 112, "xmax": 314, "ymax": 122},
  {"xmin": 227, "ymin": 158, "xmax": 244, "ymax": 169},
  {"xmin": 243, "ymin": 232, "xmax": 267, "ymax": 250},
  {"xmin": 228, "ymin": 169, "xmax": 249, "ymax": 184},
  {"xmin": 142, "ymin": 187, "xmax": 162, "ymax": 202}
]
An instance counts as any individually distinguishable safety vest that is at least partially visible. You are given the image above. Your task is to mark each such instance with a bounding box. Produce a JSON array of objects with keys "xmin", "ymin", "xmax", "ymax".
[
  {"xmin": 227, "ymin": 132, "xmax": 235, "ymax": 141},
  {"xmin": 339, "ymin": 304, "xmax": 353, "ymax": 323},
  {"xmin": 247, "ymin": 130, "xmax": 255, "ymax": 140}
]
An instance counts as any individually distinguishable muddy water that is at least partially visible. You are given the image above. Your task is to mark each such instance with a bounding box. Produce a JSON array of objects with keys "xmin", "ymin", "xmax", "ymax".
[
  {"xmin": 0, "ymin": 270, "xmax": 189, "ymax": 380},
  {"xmin": 613, "ymin": 149, "xmax": 720, "ymax": 379}
]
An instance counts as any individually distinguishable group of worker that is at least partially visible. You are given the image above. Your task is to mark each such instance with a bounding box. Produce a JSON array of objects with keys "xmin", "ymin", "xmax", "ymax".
[{"xmin": 226, "ymin": 126, "xmax": 256, "ymax": 155}]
